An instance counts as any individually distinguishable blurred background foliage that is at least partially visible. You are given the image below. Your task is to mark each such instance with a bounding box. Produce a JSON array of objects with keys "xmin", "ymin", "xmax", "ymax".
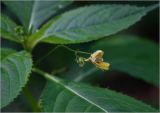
[{"xmin": 1, "ymin": 1, "xmax": 159, "ymax": 112}]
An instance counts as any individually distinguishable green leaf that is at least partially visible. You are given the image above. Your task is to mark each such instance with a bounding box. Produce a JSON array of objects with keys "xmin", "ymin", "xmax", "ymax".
[
  {"xmin": 0, "ymin": 48, "xmax": 33, "ymax": 108},
  {"xmin": 38, "ymin": 70, "xmax": 156, "ymax": 112},
  {"xmin": 91, "ymin": 35, "xmax": 159, "ymax": 86},
  {"xmin": 29, "ymin": 1, "xmax": 72, "ymax": 32},
  {"xmin": 3, "ymin": 1, "xmax": 72, "ymax": 32},
  {"xmin": 29, "ymin": 4, "xmax": 158, "ymax": 45},
  {"xmin": 2, "ymin": 1, "xmax": 33, "ymax": 32},
  {"xmin": 0, "ymin": 14, "xmax": 19, "ymax": 43}
]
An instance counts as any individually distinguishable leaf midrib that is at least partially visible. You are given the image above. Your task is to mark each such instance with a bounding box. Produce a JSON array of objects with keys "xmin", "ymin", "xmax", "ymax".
[
  {"xmin": 28, "ymin": 1, "xmax": 37, "ymax": 30},
  {"xmin": 45, "ymin": 73, "xmax": 108, "ymax": 112},
  {"xmin": 2, "ymin": 52, "xmax": 16, "ymax": 61},
  {"xmin": 45, "ymin": 7, "xmax": 145, "ymax": 36}
]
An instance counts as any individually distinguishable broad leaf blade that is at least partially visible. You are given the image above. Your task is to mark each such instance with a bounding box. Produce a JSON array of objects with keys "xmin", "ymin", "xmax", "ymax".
[
  {"xmin": 91, "ymin": 35, "xmax": 159, "ymax": 86},
  {"xmin": 3, "ymin": 1, "xmax": 72, "ymax": 32},
  {"xmin": 32, "ymin": 4, "xmax": 158, "ymax": 44},
  {"xmin": 40, "ymin": 75, "xmax": 156, "ymax": 112},
  {"xmin": 29, "ymin": 1, "xmax": 72, "ymax": 32},
  {"xmin": 0, "ymin": 48, "xmax": 32, "ymax": 108},
  {"xmin": 0, "ymin": 14, "xmax": 19, "ymax": 43},
  {"xmin": 2, "ymin": 1, "xmax": 33, "ymax": 31}
]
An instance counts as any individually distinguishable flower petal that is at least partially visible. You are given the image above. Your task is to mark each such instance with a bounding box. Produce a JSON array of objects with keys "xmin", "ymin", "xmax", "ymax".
[
  {"xmin": 94, "ymin": 62, "xmax": 110, "ymax": 70},
  {"xmin": 91, "ymin": 50, "xmax": 104, "ymax": 59}
]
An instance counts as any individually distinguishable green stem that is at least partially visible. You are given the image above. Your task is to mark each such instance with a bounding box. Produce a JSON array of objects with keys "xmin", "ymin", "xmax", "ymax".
[
  {"xmin": 32, "ymin": 68, "xmax": 60, "ymax": 84},
  {"xmin": 35, "ymin": 45, "xmax": 91, "ymax": 66},
  {"xmin": 60, "ymin": 45, "xmax": 91, "ymax": 55},
  {"xmin": 23, "ymin": 86, "xmax": 40, "ymax": 112}
]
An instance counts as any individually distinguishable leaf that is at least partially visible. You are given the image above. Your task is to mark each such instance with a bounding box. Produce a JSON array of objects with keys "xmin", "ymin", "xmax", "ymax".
[
  {"xmin": 39, "ymin": 71, "xmax": 156, "ymax": 112},
  {"xmin": 29, "ymin": 4, "xmax": 158, "ymax": 45},
  {"xmin": 91, "ymin": 35, "xmax": 159, "ymax": 86},
  {"xmin": 0, "ymin": 48, "xmax": 33, "ymax": 108},
  {"xmin": 3, "ymin": 1, "xmax": 72, "ymax": 32},
  {"xmin": 0, "ymin": 14, "xmax": 19, "ymax": 43},
  {"xmin": 2, "ymin": 1, "xmax": 33, "ymax": 32},
  {"xmin": 29, "ymin": 1, "xmax": 72, "ymax": 32}
]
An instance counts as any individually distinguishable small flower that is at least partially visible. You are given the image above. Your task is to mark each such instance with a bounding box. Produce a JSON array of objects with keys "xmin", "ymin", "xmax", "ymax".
[{"xmin": 85, "ymin": 50, "xmax": 110, "ymax": 71}]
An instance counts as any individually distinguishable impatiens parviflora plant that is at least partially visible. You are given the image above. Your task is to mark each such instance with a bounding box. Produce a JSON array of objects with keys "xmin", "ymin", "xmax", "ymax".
[
  {"xmin": 36, "ymin": 45, "xmax": 110, "ymax": 70},
  {"xmin": 1, "ymin": 1, "xmax": 159, "ymax": 112}
]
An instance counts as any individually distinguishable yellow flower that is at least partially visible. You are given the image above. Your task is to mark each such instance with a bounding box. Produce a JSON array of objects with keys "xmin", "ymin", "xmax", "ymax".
[{"xmin": 85, "ymin": 50, "xmax": 110, "ymax": 71}]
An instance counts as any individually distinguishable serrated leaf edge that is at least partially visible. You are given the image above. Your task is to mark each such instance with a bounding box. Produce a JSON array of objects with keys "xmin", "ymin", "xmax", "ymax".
[{"xmin": 1, "ymin": 50, "xmax": 33, "ymax": 108}]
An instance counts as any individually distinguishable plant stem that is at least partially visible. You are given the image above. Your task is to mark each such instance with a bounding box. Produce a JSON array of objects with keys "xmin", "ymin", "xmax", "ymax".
[
  {"xmin": 23, "ymin": 86, "xmax": 40, "ymax": 112},
  {"xmin": 60, "ymin": 45, "xmax": 91, "ymax": 55},
  {"xmin": 35, "ymin": 45, "xmax": 91, "ymax": 66},
  {"xmin": 32, "ymin": 68, "xmax": 60, "ymax": 84}
]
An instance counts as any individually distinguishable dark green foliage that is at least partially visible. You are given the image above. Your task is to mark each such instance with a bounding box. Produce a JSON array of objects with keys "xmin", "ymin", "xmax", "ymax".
[
  {"xmin": 1, "ymin": 48, "xmax": 32, "ymax": 108},
  {"xmin": 91, "ymin": 35, "xmax": 159, "ymax": 86},
  {"xmin": 28, "ymin": 4, "xmax": 156, "ymax": 45},
  {"xmin": 0, "ymin": 1, "xmax": 159, "ymax": 112},
  {"xmin": 40, "ymin": 74, "xmax": 156, "ymax": 112}
]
